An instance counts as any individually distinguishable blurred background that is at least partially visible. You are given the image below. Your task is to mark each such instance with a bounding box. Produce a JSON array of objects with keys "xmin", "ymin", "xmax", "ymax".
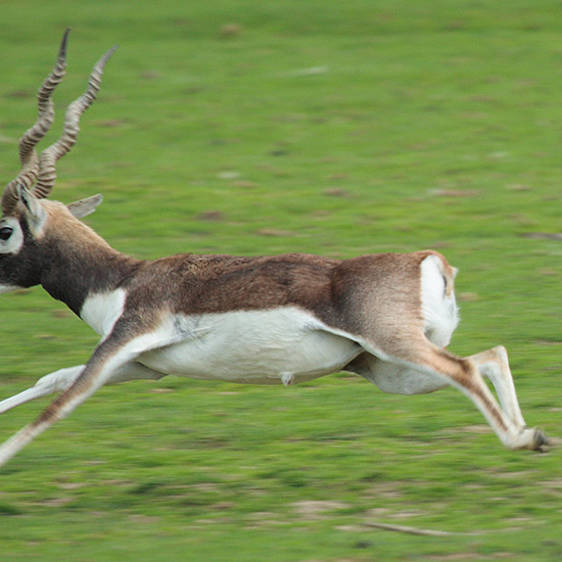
[{"xmin": 0, "ymin": 1, "xmax": 560, "ymax": 560}]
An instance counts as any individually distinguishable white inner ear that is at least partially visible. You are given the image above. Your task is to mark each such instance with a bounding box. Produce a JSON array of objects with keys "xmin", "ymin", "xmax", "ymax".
[
  {"xmin": 19, "ymin": 187, "xmax": 47, "ymax": 236},
  {"xmin": 0, "ymin": 217, "xmax": 24, "ymax": 255}
]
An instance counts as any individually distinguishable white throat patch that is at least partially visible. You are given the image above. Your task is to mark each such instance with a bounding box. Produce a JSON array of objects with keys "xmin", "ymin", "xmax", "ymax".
[
  {"xmin": 80, "ymin": 289, "xmax": 127, "ymax": 337},
  {"xmin": 0, "ymin": 284, "xmax": 21, "ymax": 295}
]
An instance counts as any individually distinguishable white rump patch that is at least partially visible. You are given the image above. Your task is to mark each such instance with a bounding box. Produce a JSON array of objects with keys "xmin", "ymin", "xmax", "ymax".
[{"xmin": 420, "ymin": 255, "xmax": 459, "ymax": 347}]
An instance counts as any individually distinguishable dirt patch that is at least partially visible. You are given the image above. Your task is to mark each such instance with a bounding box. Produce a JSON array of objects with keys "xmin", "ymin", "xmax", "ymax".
[
  {"xmin": 57, "ymin": 482, "xmax": 86, "ymax": 490},
  {"xmin": 5, "ymin": 90, "xmax": 32, "ymax": 99},
  {"xmin": 128, "ymin": 514, "xmax": 160, "ymax": 524},
  {"xmin": 519, "ymin": 232, "xmax": 562, "ymax": 241},
  {"xmin": 219, "ymin": 23, "xmax": 243, "ymax": 39},
  {"xmin": 542, "ymin": 478, "xmax": 562, "ymax": 490},
  {"xmin": 365, "ymin": 482, "xmax": 404, "ymax": 500},
  {"xmin": 94, "ymin": 119, "xmax": 129, "ymax": 128},
  {"xmin": 458, "ymin": 292, "xmax": 479, "ymax": 302},
  {"xmin": 459, "ymin": 424, "xmax": 490, "ymax": 434},
  {"xmin": 196, "ymin": 210, "xmax": 225, "ymax": 222},
  {"xmin": 389, "ymin": 510, "xmax": 427, "ymax": 519},
  {"xmin": 324, "ymin": 188, "xmax": 352, "ymax": 198},
  {"xmin": 257, "ymin": 228, "xmax": 293, "ymax": 237},
  {"xmin": 292, "ymin": 500, "xmax": 350, "ymax": 520},
  {"xmin": 39, "ymin": 496, "xmax": 74, "ymax": 507},
  {"xmin": 244, "ymin": 511, "xmax": 287, "ymax": 529},
  {"xmin": 429, "ymin": 189, "xmax": 480, "ymax": 197}
]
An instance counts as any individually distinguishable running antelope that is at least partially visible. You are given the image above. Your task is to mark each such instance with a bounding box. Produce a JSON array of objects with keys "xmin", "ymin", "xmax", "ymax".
[{"xmin": 0, "ymin": 31, "xmax": 549, "ymax": 468}]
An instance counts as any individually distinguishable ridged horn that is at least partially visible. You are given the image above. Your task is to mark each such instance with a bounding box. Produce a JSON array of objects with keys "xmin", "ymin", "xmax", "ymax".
[
  {"xmin": 32, "ymin": 45, "xmax": 118, "ymax": 200},
  {"xmin": 1, "ymin": 29, "xmax": 69, "ymax": 215}
]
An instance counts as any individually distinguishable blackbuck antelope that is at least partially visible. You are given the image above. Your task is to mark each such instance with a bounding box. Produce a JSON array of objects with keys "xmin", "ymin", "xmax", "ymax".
[{"xmin": 0, "ymin": 32, "xmax": 549, "ymax": 468}]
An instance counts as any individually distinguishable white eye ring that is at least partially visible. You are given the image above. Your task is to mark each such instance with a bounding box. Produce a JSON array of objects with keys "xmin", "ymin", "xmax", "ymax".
[{"xmin": 0, "ymin": 219, "xmax": 24, "ymax": 255}]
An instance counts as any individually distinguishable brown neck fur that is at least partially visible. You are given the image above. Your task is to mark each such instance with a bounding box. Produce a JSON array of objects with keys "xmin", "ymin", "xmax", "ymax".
[{"xmin": 38, "ymin": 202, "xmax": 142, "ymax": 315}]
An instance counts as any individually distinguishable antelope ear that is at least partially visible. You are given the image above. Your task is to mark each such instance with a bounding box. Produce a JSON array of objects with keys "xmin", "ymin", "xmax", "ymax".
[
  {"xmin": 67, "ymin": 194, "xmax": 103, "ymax": 218},
  {"xmin": 18, "ymin": 185, "xmax": 46, "ymax": 230}
]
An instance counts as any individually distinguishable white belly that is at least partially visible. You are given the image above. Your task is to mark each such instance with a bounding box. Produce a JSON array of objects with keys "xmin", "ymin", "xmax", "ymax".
[{"xmin": 138, "ymin": 308, "xmax": 362, "ymax": 385}]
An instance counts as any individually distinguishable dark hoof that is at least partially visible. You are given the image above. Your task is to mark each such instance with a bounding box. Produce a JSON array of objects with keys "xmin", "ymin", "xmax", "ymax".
[{"xmin": 533, "ymin": 429, "xmax": 551, "ymax": 452}]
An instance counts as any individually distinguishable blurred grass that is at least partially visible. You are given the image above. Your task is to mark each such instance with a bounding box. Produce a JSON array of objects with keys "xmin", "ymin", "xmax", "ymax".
[{"xmin": 0, "ymin": 1, "xmax": 561, "ymax": 560}]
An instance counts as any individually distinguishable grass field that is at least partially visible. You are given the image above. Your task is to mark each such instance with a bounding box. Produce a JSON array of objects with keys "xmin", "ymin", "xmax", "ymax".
[{"xmin": 0, "ymin": 1, "xmax": 561, "ymax": 560}]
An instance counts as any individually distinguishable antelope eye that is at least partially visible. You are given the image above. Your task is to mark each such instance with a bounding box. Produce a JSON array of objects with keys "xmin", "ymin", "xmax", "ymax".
[{"xmin": 0, "ymin": 227, "xmax": 13, "ymax": 241}]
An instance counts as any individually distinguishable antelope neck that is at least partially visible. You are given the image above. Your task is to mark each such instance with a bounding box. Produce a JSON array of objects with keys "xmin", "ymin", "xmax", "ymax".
[{"xmin": 39, "ymin": 233, "xmax": 142, "ymax": 316}]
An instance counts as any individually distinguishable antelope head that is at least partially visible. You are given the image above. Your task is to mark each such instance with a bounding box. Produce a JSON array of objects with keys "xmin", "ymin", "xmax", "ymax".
[{"xmin": 0, "ymin": 29, "xmax": 116, "ymax": 295}]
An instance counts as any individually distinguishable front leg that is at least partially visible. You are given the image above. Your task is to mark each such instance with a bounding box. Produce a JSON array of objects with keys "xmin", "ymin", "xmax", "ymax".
[
  {"xmin": 0, "ymin": 366, "xmax": 84, "ymax": 414},
  {"xmin": 0, "ymin": 315, "xmax": 179, "ymax": 468},
  {"xmin": 0, "ymin": 362, "xmax": 166, "ymax": 415}
]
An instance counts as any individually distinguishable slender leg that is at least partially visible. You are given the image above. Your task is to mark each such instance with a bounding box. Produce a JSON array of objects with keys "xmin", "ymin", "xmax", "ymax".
[
  {"xmin": 347, "ymin": 354, "xmax": 448, "ymax": 395},
  {"xmin": 0, "ymin": 341, "xmax": 132, "ymax": 466},
  {"xmin": 0, "ymin": 316, "xmax": 181, "ymax": 468},
  {"xmin": 415, "ymin": 345, "xmax": 547, "ymax": 450},
  {"xmin": 0, "ymin": 366, "xmax": 84, "ymax": 414},
  {"xmin": 0, "ymin": 362, "xmax": 166, "ymax": 415},
  {"xmin": 356, "ymin": 334, "xmax": 547, "ymax": 451},
  {"xmin": 468, "ymin": 346, "xmax": 527, "ymax": 429}
]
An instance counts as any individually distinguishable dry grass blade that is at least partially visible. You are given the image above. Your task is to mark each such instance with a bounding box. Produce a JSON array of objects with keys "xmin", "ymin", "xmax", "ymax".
[{"xmin": 363, "ymin": 521, "xmax": 482, "ymax": 537}]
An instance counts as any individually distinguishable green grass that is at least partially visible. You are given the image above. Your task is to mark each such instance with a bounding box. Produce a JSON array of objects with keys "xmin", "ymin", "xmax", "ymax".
[{"xmin": 0, "ymin": 1, "xmax": 561, "ymax": 560}]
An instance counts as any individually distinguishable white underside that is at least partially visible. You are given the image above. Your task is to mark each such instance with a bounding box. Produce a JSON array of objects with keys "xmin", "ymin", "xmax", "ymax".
[
  {"xmin": 79, "ymin": 254, "xmax": 460, "ymax": 391},
  {"xmin": 138, "ymin": 309, "xmax": 362, "ymax": 385},
  {"xmin": 80, "ymin": 292, "xmax": 363, "ymax": 385}
]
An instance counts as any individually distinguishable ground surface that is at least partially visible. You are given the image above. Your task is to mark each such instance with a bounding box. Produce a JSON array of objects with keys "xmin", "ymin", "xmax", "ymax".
[{"xmin": 0, "ymin": 1, "xmax": 560, "ymax": 560}]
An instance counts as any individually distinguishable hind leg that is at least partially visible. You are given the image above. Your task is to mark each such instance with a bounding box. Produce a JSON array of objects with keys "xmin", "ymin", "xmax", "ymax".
[
  {"xmin": 346, "ymin": 353, "xmax": 447, "ymax": 395},
  {"xmin": 468, "ymin": 346, "xmax": 527, "ymax": 429},
  {"xmin": 342, "ymin": 252, "xmax": 546, "ymax": 450},
  {"xmin": 356, "ymin": 346, "xmax": 529, "ymax": 428},
  {"xmin": 350, "ymin": 338, "xmax": 546, "ymax": 451},
  {"xmin": 408, "ymin": 343, "xmax": 546, "ymax": 450}
]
